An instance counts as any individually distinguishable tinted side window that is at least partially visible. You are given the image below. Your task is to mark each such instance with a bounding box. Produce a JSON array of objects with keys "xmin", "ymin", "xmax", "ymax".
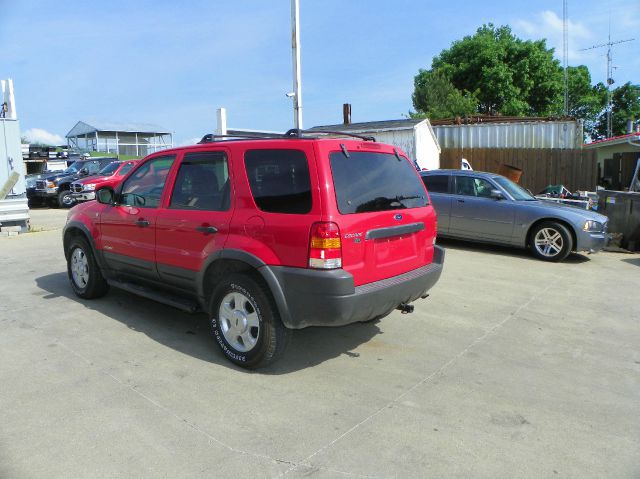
[
  {"xmin": 169, "ymin": 151, "xmax": 229, "ymax": 211},
  {"xmin": 121, "ymin": 155, "xmax": 175, "ymax": 208},
  {"xmin": 86, "ymin": 161, "xmax": 101, "ymax": 174},
  {"xmin": 422, "ymin": 175, "xmax": 449, "ymax": 194},
  {"xmin": 245, "ymin": 149, "xmax": 311, "ymax": 214},
  {"xmin": 455, "ymin": 176, "xmax": 494, "ymax": 198},
  {"xmin": 118, "ymin": 162, "xmax": 135, "ymax": 176}
]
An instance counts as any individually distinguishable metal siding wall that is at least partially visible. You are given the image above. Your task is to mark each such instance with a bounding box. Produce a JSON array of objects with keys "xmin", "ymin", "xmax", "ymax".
[
  {"xmin": 371, "ymin": 130, "xmax": 416, "ymax": 160},
  {"xmin": 433, "ymin": 121, "xmax": 582, "ymax": 149}
]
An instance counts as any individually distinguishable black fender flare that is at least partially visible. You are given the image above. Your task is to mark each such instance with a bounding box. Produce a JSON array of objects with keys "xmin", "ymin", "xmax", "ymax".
[
  {"xmin": 196, "ymin": 249, "xmax": 293, "ymax": 327},
  {"xmin": 62, "ymin": 221, "xmax": 109, "ymax": 272}
]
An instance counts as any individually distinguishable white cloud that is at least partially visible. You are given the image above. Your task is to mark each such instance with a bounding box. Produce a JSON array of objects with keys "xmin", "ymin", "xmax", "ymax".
[
  {"xmin": 514, "ymin": 10, "xmax": 593, "ymax": 63},
  {"xmin": 22, "ymin": 128, "xmax": 64, "ymax": 145}
]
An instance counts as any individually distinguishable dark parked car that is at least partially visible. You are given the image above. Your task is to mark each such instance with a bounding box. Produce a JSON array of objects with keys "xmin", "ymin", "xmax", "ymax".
[
  {"xmin": 422, "ymin": 170, "xmax": 608, "ymax": 262},
  {"xmin": 30, "ymin": 157, "xmax": 117, "ymax": 207}
]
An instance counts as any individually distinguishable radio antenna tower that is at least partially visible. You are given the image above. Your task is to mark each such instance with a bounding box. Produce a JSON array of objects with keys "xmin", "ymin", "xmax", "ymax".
[{"xmin": 581, "ymin": 18, "xmax": 634, "ymax": 138}]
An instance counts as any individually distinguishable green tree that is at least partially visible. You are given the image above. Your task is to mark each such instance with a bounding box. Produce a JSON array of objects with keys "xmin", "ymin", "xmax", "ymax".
[
  {"xmin": 593, "ymin": 82, "xmax": 640, "ymax": 139},
  {"xmin": 413, "ymin": 24, "xmax": 564, "ymax": 117},
  {"xmin": 411, "ymin": 70, "xmax": 478, "ymax": 119}
]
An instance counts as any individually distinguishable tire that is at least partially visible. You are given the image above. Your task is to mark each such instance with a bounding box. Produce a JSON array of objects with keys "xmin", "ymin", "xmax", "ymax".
[
  {"xmin": 209, "ymin": 273, "xmax": 290, "ymax": 369},
  {"xmin": 58, "ymin": 189, "xmax": 75, "ymax": 208},
  {"xmin": 66, "ymin": 236, "xmax": 110, "ymax": 299},
  {"xmin": 529, "ymin": 221, "xmax": 573, "ymax": 262}
]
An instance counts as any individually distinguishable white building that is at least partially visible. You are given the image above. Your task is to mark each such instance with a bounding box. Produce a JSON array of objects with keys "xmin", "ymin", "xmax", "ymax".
[
  {"xmin": 66, "ymin": 121, "xmax": 173, "ymax": 157},
  {"xmin": 307, "ymin": 119, "xmax": 441, "ymax": 170}
]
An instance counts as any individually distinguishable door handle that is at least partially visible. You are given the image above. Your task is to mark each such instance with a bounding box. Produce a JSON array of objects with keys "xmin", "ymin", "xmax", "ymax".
[
  {"xmin": 457, "ymin": 199, "xmax": 465, "ymax": 203},
  {"xmin": 196, "ymin": 225, "xmax": 218, "ymax": 235},
  {"xmin": 136, "ymin": 219, "xmax": 150, "ymax": 227}
]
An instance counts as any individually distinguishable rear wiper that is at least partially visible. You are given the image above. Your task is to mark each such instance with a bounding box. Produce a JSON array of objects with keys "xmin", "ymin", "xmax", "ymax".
[{"xmin": 395, "ymin": 194, "xmax": 421, "ymax": 202}]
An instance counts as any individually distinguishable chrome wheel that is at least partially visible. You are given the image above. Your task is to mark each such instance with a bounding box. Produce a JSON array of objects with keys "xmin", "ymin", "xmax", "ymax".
[
  {"xmin": 70, "ymin": 247, "xmax": 89, "ymax": 288},
  {"xmin": 62, "ymin": 194, "xmax": 74, "ymax": 206},
  {"xmin": 218, "ymin": 292, "xmax": 260, "ymax": 353},
  {"xmin": 534, "ymin": 227, "xmax": 563, "ymax": 258}
]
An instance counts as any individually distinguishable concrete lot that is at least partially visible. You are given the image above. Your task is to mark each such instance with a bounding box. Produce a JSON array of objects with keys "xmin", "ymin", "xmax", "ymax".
[{"xmin": 1, "ymin": 208, "xmax": 639, "ymax": 478}]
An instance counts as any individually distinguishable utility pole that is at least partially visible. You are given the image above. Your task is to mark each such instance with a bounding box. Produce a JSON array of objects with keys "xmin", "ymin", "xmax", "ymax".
[
  {"xmin": 291, "ymin": 0, "xmax": 303, "ymax": 130},
  {"xmin": 562, "ymin": 0, "xmax": 568, "ymax": 116},
  {"xmin": 581, "ymin": 33, "xmax": 634, "ymax": 138}
]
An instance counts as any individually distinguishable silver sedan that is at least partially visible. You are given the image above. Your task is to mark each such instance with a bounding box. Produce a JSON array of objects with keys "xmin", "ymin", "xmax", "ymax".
[{"xmin": 421, "ymin": 170, "xmax": 608, "ymax": 262}]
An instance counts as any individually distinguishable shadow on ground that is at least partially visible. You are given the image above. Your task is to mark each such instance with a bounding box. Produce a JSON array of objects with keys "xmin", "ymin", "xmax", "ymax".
[
  {"xmin": 622, "ymin": 257, "xmax": 640, "ymax": 267},
  {"xmin": 35, "ymin": 272, "xmax": 381, "ymax": 375},
  {"xmin": 436, "ymin": 238, "xmax": 591, "ymax": 264}
]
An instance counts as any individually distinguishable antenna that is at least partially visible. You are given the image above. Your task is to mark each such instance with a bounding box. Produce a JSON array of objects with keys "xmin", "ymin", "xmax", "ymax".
[
  {"xmin": 581, "ymin": 29, "xmax": 635, "ymax": 138},
  {"xmin": 563, "ymin": 0, "xmax": 568, "ymax": 116}
]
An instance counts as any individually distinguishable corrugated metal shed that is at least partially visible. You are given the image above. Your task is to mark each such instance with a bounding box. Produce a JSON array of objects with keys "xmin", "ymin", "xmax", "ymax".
[{"xmin": 432, "ymin": 119, "xmax": 583, "ymax": 150}]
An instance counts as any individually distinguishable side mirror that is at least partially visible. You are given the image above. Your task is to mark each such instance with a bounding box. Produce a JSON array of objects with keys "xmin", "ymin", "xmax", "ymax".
[
  {"xmin": 96, "ymin": 187, "xmax": 115, "ymax": 205},
  {"xmin": 79, "ymin": 167, "xmax": 89, "ymax": 176},
  {"xmin": 490, "ymin": 189, "xmax": 504, "ymax": 200}
]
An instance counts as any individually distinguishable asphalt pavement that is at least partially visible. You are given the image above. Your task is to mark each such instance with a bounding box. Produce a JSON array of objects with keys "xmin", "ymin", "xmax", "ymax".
[{"xmin": 1, "ymin": 209, "xmax": 639, "ymax": 478}]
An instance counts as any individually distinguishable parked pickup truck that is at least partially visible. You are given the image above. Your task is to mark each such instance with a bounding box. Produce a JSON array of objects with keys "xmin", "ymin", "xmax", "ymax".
[
  {"xmin": 31, "ymin": 157, "xmax": 118, "ymax": 207},
  {"xmin": 71, "ymin": 160, "xmax": 138, "ymax": 203}
]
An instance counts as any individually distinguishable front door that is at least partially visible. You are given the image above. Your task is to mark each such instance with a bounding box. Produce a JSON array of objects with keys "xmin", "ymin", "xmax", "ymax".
[
  {"xmin": 155, "ymin": 150, "xmax": 233, "ymax": 291},
  {"xmin": 100, "ymin": 155, "xmax": 176, "ymax": 281}
]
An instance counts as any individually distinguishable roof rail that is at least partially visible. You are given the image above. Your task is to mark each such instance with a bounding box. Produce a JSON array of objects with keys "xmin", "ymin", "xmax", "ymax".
[
  {"xmin": 301, "ymin": 129, "xmax": 376, "ymax": 142},
  {"xmin": 197, "ymin": 129, "xmax": 376, "ymax": 144}
]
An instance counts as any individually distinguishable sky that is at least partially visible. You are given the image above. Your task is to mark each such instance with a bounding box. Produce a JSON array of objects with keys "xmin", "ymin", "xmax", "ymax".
[{"xmin": 1, "ymin": 0, "xmax": 638, "ymax": 146}]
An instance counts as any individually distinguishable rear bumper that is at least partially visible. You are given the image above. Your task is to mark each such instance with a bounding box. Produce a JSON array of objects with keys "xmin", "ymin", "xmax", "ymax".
[{"xmin": 268, "ymin": 246, "xmax": 445, "ymax": 329}]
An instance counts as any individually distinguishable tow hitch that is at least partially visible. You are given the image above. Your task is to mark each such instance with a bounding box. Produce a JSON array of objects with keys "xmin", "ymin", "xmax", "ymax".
[{"xmin": 397, "ymin": 303, "xmax": 414, "ymax": 314}]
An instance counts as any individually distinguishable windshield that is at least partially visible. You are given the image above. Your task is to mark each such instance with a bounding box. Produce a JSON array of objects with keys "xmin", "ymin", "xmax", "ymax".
[
  {"xmin": 494, "ymin": 176, "xmax": 536, "ymax": 201},
  {"xmin": 62, "ymin": 162, "xmax": 82, "ymax": 174},
  {"xmin": 99, "ymin": 161, "xmax": 120, "ymax": 176},
  {"xmin": 330, "ymin": 151, "xmax": 428, "ymax": 214}
]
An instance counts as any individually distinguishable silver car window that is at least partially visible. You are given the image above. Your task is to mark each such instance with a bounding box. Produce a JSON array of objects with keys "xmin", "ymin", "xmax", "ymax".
[{"xmin": 455, "ymin": 176, "xmax": 494, "ymax": 198}]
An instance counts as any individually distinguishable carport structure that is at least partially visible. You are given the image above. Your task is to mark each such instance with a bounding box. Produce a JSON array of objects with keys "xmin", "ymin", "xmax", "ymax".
[{"xmin": 66, "ymin": 121, "xmax": 173, "ymax": 157}]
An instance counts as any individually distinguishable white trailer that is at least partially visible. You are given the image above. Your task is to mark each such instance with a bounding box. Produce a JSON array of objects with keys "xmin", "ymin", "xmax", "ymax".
[{"xmin": 1, "ymin": 79, "xmax": 29, "ymax": 233}]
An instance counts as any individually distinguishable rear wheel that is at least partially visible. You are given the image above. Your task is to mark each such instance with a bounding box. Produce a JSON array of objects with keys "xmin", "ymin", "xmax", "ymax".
[
  {"xmin": 66, "ymin": 236, "xmax": 110, "ymax": 298},
  {"xmin": 209, "ymin": 273, "xmax": 290, "ymax": 369},
  {"xmin": 529, "ymin": 221, "xmax": 573, "ymax": 262}
]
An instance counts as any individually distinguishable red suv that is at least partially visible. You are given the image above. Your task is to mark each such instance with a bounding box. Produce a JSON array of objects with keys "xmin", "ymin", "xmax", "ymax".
[
  {"xmin": 70, "ymin": 160, "xmax": 138, "ymax": 203},
  {"xmin": 63, "ymin": 132, "xmax": 444, "ymax": 368}
]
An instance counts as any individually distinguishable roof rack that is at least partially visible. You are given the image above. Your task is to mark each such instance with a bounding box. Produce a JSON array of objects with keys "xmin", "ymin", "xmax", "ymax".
[{"xmin": 197, "ymin": 129, "xmax": 376, "ymax": 144}]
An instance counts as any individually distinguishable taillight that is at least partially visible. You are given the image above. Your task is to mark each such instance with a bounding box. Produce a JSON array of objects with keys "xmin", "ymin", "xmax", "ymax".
[{"xmin": 309, "ymin": 222, "xmax": 342, "ymax": 269}]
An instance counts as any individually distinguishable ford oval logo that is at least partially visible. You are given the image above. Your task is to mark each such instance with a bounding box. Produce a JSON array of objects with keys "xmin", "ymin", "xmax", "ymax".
[{"xmin": 394, "ymin": 214, "xmax": 403, "ymax": 221}]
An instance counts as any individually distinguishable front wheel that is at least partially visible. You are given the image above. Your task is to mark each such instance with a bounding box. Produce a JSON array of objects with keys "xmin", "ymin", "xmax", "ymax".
[
  {"xmin": 209, "ymin": 273, "xmax": 290, "ymax": 369},
  {"xmin": 66, "ymin": 236, "xmax": 110, "ymax": 299},
  {"xmin": 58, "ymin": 189, "xmax": 75, "ymax": 208},
  {"xmin": 529, "ymin": 221, "xmax": 573, "ymax": 262}
]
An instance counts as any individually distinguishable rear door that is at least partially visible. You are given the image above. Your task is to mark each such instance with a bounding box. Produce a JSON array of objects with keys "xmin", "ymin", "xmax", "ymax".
[
  {"xmin": 328, "ymin": 148, "xmax": 436, "ymax": 286},
  {"xmin": 422, "ymin": 173, "xmax": 452, "ymax": 233},
  {"xmin": 155, "ymin": 149, "xmax": 233, "ymax": 290}
]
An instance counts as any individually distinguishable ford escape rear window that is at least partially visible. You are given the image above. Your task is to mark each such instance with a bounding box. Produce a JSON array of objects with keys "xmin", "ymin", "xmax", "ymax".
[
  {"xmin": 245, "ymin": 149, "xmax": 312, "ymax": 214},
  {"xmin": 330, "ymin": 151, "xmax": 428, "ymax": 214}
]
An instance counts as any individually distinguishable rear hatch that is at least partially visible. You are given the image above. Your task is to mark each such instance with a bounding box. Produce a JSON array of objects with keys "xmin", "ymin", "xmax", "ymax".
[{"xmin": 327, "ymin": 146, "xmax": 437, "ymax": 286}]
